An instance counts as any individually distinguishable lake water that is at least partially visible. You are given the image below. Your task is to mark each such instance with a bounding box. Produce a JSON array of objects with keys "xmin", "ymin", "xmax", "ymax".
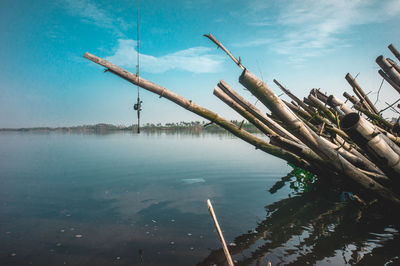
[{"xmin": 0, "ymin": 132, "xmax": 399, "ymax": 265}]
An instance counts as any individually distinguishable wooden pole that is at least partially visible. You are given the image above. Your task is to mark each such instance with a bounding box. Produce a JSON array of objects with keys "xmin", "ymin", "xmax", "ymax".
[
  {"xmin": 345, "ymin": 73, "xmax": 379, "ymax": 114},
  {"xmin": 388, "ymin": 44, "xmax": 400, "ymax": 62},
  {"xmin": 378, "ymin": 69, "xmax": 400, "ymax": 95},
  {"xmin": 207, "ymin": 199, "xmax": 234, "ymax": 266},
  {"xmin": 217, "ymin": 80, "xmax": 301, "ymax": 143},
  {"xmin": 376, "ymin": 56, "xmax": 400, "ymax": 87},
  {"xmin": 327, "ymin": 95, "xmax": 353, "ymax": 115}
]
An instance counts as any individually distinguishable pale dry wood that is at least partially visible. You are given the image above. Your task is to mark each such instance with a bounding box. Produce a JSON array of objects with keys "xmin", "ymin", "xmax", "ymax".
[
  {"xmin": 207, "ymin": 199, "xmax": 234, "ymax": 266},
  {"xmin": 327, "ymin": 95, "xmax": 353, "ymax": 115}
]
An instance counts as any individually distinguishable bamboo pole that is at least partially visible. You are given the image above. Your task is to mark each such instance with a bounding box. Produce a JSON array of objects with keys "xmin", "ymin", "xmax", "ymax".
[
  {"xmin": 387, "ymin": 58, "xmax": 400, "ymax": 75},
  {"xmin": 273, "ymin": 79, "xmax": 315, "ymax": 115},
  {"xmin": 238, "ymin": 69, "xmax": 400, "ymax": 206},
  {"xmin": 327, "ymin": 95, "xmax": 353, "ymax": 115},
  {"xmin": 378, "ymin": 69, "xmax": 400, "ymax": 95},
  {"xmin": 207, "ymin": 199, "xmax": 234, "ymax": 266},
  {"xmin": 83, "ymin": 52, "xmax": 311, "ymax": 170},
  {"xmin": 308, "ymin": 94, "xmax": 337, "ymax": 124},
  {"xmin": 389, "ymin": 44, "xmax": 400, "ymax": 62},
  {"xmin": 217, "ymin": 80, "xmax": 301, "ymax": 143},
  {"xmin": 353, "ymin": 103, "xmax": 394, "ymax": 130},
  {"xmin": 376, "ymin": 56, "xmax": 400, "ymax": 87},
  {"xmin": 345, "ymin": 73, "xmax": 379, "ymax": 114},
  {"xmin": 341, "ymin": 113, "xmax": 400, "ymax": 178}
]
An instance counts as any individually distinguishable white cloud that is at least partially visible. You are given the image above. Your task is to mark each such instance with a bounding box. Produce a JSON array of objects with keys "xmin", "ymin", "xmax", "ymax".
[
  {"xmin": 64, "ymin": 0, "xmax": 129, "ymax": 35},
  {"xmin": 238, "ymin": 0, "xmax": 400, "ymax": 64},
  {"xmin": 105, "ymin": 39, "xmax": 225, "ymax": 74}
]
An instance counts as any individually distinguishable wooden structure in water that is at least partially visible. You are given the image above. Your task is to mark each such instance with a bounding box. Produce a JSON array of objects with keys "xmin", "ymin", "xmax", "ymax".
[{"xmin": 84, "ymin": 36, "xmax": 400, "ymax": 207}]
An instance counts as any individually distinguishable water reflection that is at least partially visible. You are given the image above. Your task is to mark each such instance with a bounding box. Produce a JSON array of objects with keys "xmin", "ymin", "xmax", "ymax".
[{"xmin": 198, "ymin": 184, "xmax": 400, "ymax": 266}]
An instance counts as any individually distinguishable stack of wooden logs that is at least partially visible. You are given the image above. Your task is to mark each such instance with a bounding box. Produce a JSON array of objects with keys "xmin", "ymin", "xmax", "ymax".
[{"xmin": 84, "ymin": 36, "xmax": 400, "ymax": 206}]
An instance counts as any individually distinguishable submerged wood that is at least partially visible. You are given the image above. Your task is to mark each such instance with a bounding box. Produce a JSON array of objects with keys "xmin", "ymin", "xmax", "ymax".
[
  {"xmin": 376, "ymin": 56, "xmax": 400, "ymax": 87},
  {"xmin": 217, "ymin": 80, "xmax": 301, "ymax": 143},
  {"xmin": 238, "ymin": 69, "xmax": 400, "ymax": 206},
  {"xmin": 341, "ymin": 113, "xmax": 400, "ymax": 178},
  {"xmin": 389, "ymin": 44, "xmax": 400, "ymax": 62},
  {"xmin": 83, "ymin": 52, "xmax": 311, "ymax": 170},
  {"xmin": 207, "ymin": 199, "xmax": 234, "ymax": 266},
  {"xmin": 345, "ymin": 73, "xmax": 379, "ymax": 114}
]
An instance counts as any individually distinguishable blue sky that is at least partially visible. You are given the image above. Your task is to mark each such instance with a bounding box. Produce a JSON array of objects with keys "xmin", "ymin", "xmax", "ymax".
[{"xmin": 1, "ymin": 0, "xmax": 400, "ymax": 127}]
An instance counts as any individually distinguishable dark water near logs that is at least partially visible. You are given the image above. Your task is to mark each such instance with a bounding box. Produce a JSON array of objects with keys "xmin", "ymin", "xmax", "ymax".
[{"xmin": 0, "ymin": 132, "xmax": 399, "ymax": 265}]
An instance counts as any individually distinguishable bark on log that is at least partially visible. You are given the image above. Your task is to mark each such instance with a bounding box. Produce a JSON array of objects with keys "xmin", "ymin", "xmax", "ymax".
[
  {"xmin": 343, "ymin": 92, "xmax": 360, "ymax": 105},
  {"xmin": 389, "ymin": 44, "xmax": 400, "ymax": 62},
  {"xmin": 387, "ymin": 58, "xmax": 400, "ymax": 75},
  {"xmin": 308, "ymin": 94, "xmax": 337, "ymax": 124},
  {"xmin": 238, "ymin": 69, "xmax": 400, "ymax": 206},
  {"xmin": 341, "ymin": 113, "xmax": 400, "ymax": 178},
  {"xmin": 217, "ymin": 80, "xmax": 301, "ymax": 143},
  {"xmin": 345, "ymin": 73, "xmax": 379, "ymax": 114},
  {"xmin": 376, "ymin": 56, "xmax": 400, "ymax": 87},
  {"xmin": 83, "ymin": 52, "xmax": 311, "ymax": 170},
  {"xmin": 353, "ymin": 103, "xmax": 394, "ymax": 131}
]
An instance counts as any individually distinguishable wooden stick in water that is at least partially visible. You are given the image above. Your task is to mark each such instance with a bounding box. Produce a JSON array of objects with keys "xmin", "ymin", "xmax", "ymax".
[{"xmin": 207, "ymin": 199, "xmax": 234, "ymax": 266}]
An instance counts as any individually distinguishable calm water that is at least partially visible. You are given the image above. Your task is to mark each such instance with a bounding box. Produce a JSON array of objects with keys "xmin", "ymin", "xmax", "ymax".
[{"xmin": 0, "ymin": 132, "xmax": 399, "ymax": 265}]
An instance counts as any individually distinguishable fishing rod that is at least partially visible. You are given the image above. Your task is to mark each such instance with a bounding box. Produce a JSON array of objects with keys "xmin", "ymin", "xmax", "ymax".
[{"xmin": 133, "ymin": 0, "xmax": 142, "ymax": 134}]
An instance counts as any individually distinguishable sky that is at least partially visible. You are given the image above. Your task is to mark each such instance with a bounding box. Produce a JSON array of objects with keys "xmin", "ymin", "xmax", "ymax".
[{"xmin": 1, "ymin": 0, "xmax": 400, "ymax": 128}]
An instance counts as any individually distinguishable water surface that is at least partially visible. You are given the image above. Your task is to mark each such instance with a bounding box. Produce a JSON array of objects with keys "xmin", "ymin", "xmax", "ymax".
[{"xmin": 0, "ymin": 132, "xmax": 399, "ymax": 265}]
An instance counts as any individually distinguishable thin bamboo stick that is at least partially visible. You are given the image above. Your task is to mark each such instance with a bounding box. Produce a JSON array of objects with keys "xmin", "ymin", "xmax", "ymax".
[
  {"xmin": 345, "ymin": 73, "xmax": 378, "ymax": 114},
  {"xmin": 207, "ymin": 199, "xmax": 234, "ymax": 266},
  {"xmin": 376, "ymin": 56, "xmax": 400, "ymax": 87}
]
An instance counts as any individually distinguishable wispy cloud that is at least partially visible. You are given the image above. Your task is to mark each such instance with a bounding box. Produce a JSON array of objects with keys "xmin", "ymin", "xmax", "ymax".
[
  {"xmin": 106, "ymin": 39, "xmax": 224, "ymax": 74},
  {"xmin": 63, "ymin": 0, "xmax": 129, "ymax": 35},
  {"xmin": 237, "ymin": 0, "xmax": 400, "ymax": 64}
]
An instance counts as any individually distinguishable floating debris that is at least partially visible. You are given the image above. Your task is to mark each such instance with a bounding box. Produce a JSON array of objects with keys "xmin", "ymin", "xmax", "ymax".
[
  {"xmin": 187, "ymin": 233, "xmax": 192, "ymax": 236},
  {"xmin": 116, "ymin": 257, "xmax": 121, "ymax": 260},
  {"xmin": 60, "ymin": 229, "xmax": 65, "ymax": 233},
  {"xmin": 229, "ymin": 242, "xmax": 237, "ymax": 246},
  {"xmin": 182, "ymin": 178, "xmax": 205, "ymax": 184},
  {"xmin": 56, "ymin": 243, "xmax": 62, "ymax": 247},
  {"xmin": 171, "ymin": 219, "xmax": 175, "ymax": 222},
  {"xmin": 170, "ymin": 241, "xmax": 175, "ymax": 245},
  {"xmin": 189, "ymin": 247, "xmax": 194, "ymax": 251},
  {"xmin": 152, "ymin": 220, "xmax": 157, "ymax": 223},
  {"xmin": 75, "ymin": 234, "xmax": 83, "ymax": 238},
  {"xmin": 11, "ymin": 253, "xmax": 16, "ymax": 257}
]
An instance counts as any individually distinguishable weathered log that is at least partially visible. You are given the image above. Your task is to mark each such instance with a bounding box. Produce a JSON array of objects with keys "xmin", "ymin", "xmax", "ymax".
[
  {"xmin": 376, "ymin": 56, "xmax": 400, "ymax": 87},
  {"xmin": 238, "ymin": 69, "xmax": 400, "ymax": 206},
  {"xmin": 378, "ymin": 69, "xmax": 400, "ymax": 95},
  {"xmin": 341, "ymin": 113, "xmax": 400, "ymax": 178},
  {"xmin": 327, "ymin": 95, "xmax": 353, "ymax": 115},
  {"xmin": 217, "ymin": 80, "xmax": 301, "ymax": 143},
  {"xmin": 389, "ymin": 44, "xmax": 400, "ymax": 62},
  {"xmin": 345, "ymin": 73, "xmax": 379, "ymax": 114},
  {"xmin": 83, "ymin": 52, "xmax": 311, "ymax": 170}
]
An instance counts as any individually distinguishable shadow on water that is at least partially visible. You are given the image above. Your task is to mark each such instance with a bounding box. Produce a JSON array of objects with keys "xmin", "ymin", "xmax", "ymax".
[{"xmin": 198, "ymin": 173, "xmax": 400, "ymax": 266}]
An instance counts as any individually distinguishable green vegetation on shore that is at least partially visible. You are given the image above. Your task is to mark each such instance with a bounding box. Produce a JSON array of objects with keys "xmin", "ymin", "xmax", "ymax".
[{"xmin": 0, "ymin": 120, "xmax": 261, "ymax": 134}]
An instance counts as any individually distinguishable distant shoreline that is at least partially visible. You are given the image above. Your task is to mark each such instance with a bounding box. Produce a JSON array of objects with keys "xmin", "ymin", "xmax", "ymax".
[{"xmin": 0, "ymin": 121, "xmax": 261, "ymax": 134}]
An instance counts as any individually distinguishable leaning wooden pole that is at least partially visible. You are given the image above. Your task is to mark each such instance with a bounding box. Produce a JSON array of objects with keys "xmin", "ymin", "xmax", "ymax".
[
  {"xmin": 345, "ymin": 73, "xmax": 379, "ymax": 114},
  {"xmin": 376, "ymin": 56, "xmax": 400, "ymax": 87},
  {"xmin": 388, "ymin": 44, "xmax": 400, "ymax": 62},
  {"xmin": 83, "ymin": 52, "xmax": 311, "ymax": 170},
  {"xmin": 207, "ymin": 199, "xmax": 234, "ymax": 266}
]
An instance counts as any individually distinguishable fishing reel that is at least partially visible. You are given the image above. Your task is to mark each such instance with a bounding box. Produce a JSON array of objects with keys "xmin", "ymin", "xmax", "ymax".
[{"xmin": 133, "ymin": 100, "xmax": 143, "ymax": 111}]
